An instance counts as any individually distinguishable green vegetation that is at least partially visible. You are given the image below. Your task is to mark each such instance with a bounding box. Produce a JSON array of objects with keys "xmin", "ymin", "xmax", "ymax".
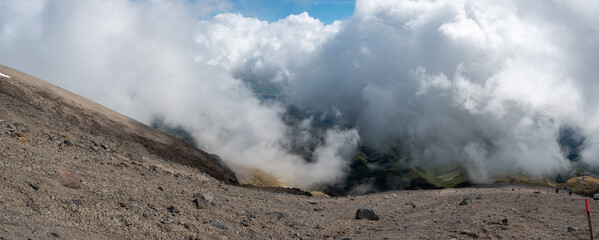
[
  {"xmin": 324, "ymin": 142, "xmax": 471, "ymax": 196},
  {"xmin": 150, "ymin": 118, "xmax": 197, "ymax": 146},
  {"xmin": 566, "ymin": 176, "xmax": 599, "ymax": 196}
]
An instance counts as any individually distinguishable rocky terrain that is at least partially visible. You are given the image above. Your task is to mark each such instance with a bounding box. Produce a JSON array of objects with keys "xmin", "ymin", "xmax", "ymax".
[{"xmin": 1, "ymin": 64, "xmax": 598, "ymax": 239}]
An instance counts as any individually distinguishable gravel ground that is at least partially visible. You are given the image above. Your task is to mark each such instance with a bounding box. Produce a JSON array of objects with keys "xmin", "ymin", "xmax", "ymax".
[{"xmin": 1, "ymin": 65, "xmax": 598, "ymax": 240}]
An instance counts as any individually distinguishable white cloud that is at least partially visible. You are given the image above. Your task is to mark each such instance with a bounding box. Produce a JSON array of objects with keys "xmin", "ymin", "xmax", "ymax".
[{"xmin": 1, "ymin": 0, "xmax": 599, "ymax": 186}]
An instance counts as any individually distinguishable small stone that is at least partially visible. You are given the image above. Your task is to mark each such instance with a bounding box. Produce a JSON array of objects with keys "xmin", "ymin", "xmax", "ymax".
[
  {"xmin": 56, "ymin": 171, "xmax": 81, "ymax": 189},
  {"xmin": 568, "ymin": 226, "xmax": 579, "ymax": 232},
  {"xmin": 158, "ymin": 186, "xmax": 164, "ymax": 191},
  {"xmin": 26, "ymin": 181, "xmax": 39, "ymax": 190},
  {"xmin": 308, "ymin": 200, "xmax": 318, "ymax": 204},
  {"xmin": 241, "ymin": 219, "xmax": 250, "ymax": 227},
  {"xmin": 593, "ymin": 194, "xmax": 599, "ymax": 200},
  {"xmin": 100, "ymin": 144, "xmax": 108, "ymax": 150},
  {"xmin": 332, "ymin": 233, "xmax": 350, "ymax": 240},
  {"xmin": 7, "ymin": 123, "xmax": 16, "ymax": 130},
  {"xmin": 49, "ymin": 232, "xmax": 60, "ymax": 238},
  {"xmin": 355, "ymin": 205, "xmax": 379, "ymax": 220},
  {"xmin": 112, "ymin": 217, "xmax": 119, "ymax": 223},
  {"xmin": 20, "ymin": 126, "xmax": 30, "ymax": 132},
  {"xmin": 267, "ymin": 211, "xmax": 289, "ymax": 220},
  {"xmin": 63, "ymin": 140, "xmax": 73, "ymax": 146},
  {"xmin": 459, "ymin": 197, "xmax": 471, "ymax": 206},
  {"xmin": 405, "ymin": 202, "xmax": 416, "ymax": 208},
  {"xmin": 167, "ymin": 205, "xmax": 180, "ymax": 213},
  {"xmin": 460, "ymin": 230, "xmax": 479, "ymax": 238},
  {"xmin": 150, "ymin": 165, "xmax": 162, "ymax": 174},
  {"xmin": 193, "ymin": 193, "xmax": 214, "ymax": 209},
  {"xmin": 210, "ymin": 220, "xmax": 228, "ymax": 230},
  {"xmin": 501, "ymin": 218, "xmax": 508, "ymax": 225},
  {"xmin": 72, "ymin": 199, "xmax": 83, "ymax": 206}
]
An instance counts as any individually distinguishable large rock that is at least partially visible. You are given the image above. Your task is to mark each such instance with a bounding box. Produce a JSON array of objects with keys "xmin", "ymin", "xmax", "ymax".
[
  {"xmin": 355, "ymin": 205, "xmax": 380, "ymax": 220},
  {"xmin": 193, "ymin": 193, "xmax": 215, "ymax": 209}
]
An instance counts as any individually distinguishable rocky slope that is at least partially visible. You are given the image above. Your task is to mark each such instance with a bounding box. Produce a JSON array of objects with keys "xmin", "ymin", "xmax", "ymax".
[
  {"xmin": 0, "ymin": 65, "xmax": 597, "ymax": 239},
  {"xmin": 0, "ymin": 64, "xmax": 236, "ymax": 184}
]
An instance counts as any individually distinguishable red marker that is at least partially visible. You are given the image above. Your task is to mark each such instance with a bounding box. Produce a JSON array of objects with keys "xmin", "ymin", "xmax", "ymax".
[
  {"xmin": 587, "ymin": 198, "xmax": 594, "ymax": 240},
  {"xmin": 587, "ymin": 198, "xmax": 591, "ymax": 213}
]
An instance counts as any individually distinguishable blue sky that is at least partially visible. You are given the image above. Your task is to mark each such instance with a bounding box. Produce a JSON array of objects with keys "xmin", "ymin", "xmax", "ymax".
[{"xmin": 229, "ymin": 0, "xmax": 355, "ymax": 24}]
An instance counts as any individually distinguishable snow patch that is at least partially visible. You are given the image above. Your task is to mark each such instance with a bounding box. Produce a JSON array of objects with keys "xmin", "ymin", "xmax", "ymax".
[{"xmin": 0, "ymin": 72, "xmax": 10, "ymax": 78}]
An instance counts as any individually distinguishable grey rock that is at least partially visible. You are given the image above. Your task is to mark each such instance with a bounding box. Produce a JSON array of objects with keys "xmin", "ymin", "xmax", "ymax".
[
  {"xmin": 267, "ymin": 211, "xmax": 289, "ymax": 220},
  {"xmin": 594, "ymin": 194, "xmax": 599, "ymax": 200},
  {"xmin": 26, "ymin": 181, "xmax": 39, "ymax": 190},
  {"xmin": 193, "ymin": 193, "xmax": 215, "ymax": 209},
  {"xmin": 20, "ymin": 126, "xmax": 30, "ymax": 132},
  {"xmin": 150, "ymin": 165, "xmax": 162, "ymax": 174},
  {"xmin": 355, "ymin": 205, "xmax": 379, "ymax": 220},
  {"xmin": 6, "ymin": 123, "xmax": 16, "ymax": 130},
  {"xmin": 63, "ymin": 140, "xmax": 73, "ymax": 146},
  {"xmin": 459, "ymin": 197, "xmax": 471, "ymax": 206},
  {"xmin": 308, "ymin": 200, "xmax": 318, "ymax": 204},
  {"xmin": 568, "ymin": 226, "xmax": 579, "ymax": 232},
  {"xmin": 210, "ymin": 220, "xmax": 228, "ymax": 230},
  {"xmin": 405, "ymin": 201, "xmax": 416, "ymax": 208},
  {"xmin": 167, "ymin": 205, "xmax": 180, "ymax": 214},
  {"xmin": 241, "ymin": 219, "xmax": 250, "ymax": 227},
  {"xmin": 112, "ymin": 216, "xmax": 119, "ymax": 223},
  {"xmin": 72, "ymin": 199, "xmax": 83, "ymax": 206}
]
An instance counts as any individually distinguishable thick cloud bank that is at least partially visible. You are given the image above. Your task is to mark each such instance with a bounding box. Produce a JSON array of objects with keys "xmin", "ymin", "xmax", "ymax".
[{"xmin": 1, "ymin": 0, "xmax": 599, "ymax": 186}]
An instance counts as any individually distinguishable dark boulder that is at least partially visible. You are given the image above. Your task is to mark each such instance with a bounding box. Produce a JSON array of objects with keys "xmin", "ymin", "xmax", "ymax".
[{"xmin": 355, "ymin": 205, "xmax": 379, "ymax": 220}]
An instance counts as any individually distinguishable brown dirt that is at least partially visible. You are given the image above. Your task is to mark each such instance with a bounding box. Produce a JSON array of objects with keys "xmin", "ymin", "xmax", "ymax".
[{"xmin": 0, "ymin": 64, "xmax": 597, "ymax": 239}]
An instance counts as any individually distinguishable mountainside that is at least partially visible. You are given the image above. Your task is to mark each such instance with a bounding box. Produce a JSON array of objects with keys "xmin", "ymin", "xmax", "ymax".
[
  {"xmin": 1, "ymin": 64, "xmax": 597, "ymax": 239},
  {"xmin": 0, "ymin": 64, "xmax": 237, "ymax": 184}
]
